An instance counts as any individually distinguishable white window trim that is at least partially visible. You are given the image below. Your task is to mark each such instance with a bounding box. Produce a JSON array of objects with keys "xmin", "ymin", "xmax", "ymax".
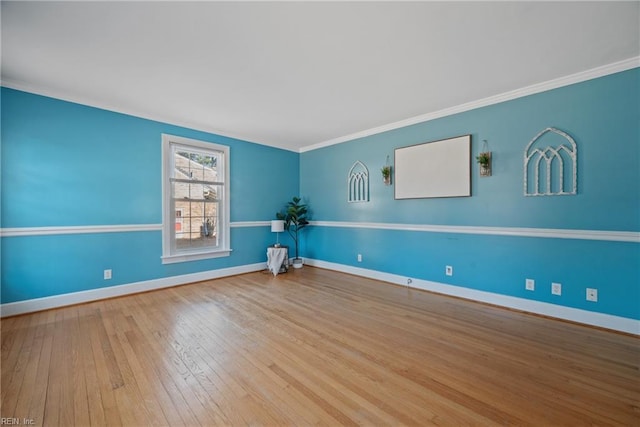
[{"xmin": 161, "ymin": 134, "xmax": 231, "ymax": 264}]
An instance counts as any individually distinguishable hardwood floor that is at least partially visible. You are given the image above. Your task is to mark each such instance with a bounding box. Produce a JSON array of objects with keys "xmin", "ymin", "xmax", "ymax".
[{"xmin": 2, "ymin": 267, "xmax": 639, "ymax": 426}]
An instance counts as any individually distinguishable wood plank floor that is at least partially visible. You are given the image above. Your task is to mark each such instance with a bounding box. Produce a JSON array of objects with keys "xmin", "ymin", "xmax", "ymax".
[{"xmin": 2, "ymin": 267, "xmax": 639, "ymax": 426}]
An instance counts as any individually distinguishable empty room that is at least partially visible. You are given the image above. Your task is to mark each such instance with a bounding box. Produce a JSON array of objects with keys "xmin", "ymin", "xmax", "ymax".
[{"xmin": 1, "ymin": 1, "xmax": 639, "ymax": 425}]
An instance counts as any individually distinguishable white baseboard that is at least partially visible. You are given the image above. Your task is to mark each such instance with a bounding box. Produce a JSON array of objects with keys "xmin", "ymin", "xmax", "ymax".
[
  {"xmin": 0, "ymin": 262, "xmax": 267, "ymax": 317},
  {"xmin": 4, "ymin": 259, "xmax": 638, "ymax": 335},
  {"xmin": 304, "ymin": 259, "xmax": 640, "ymax": 336}
]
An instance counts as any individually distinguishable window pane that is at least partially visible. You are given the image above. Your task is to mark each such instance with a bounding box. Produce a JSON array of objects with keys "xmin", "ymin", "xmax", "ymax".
[
  {"xmin": 174, "ymin": 150, "xmax": 219, "ymax": 182},
  {"xmin": 173, "ymin": 198, "xmax": 219, "ymax": 252}
]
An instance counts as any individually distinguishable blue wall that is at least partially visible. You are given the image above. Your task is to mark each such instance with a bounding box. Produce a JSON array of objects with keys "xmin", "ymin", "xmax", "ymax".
[
  {"xmin": 1, "ymin": 88, "xmax": 299, "ymax": 303},
  {"xmin": 2, "ymin": 69, "xmax": 639, "ymax": 322},
  {"xmin": 300, "ymin": 69, "xmax": 640, "ymax": 320}
]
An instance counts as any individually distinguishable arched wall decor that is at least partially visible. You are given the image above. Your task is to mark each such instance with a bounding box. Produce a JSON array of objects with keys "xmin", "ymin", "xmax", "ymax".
[
  {"xmin": 524, "ymin": 127, "xmax": 577, "ymax": 196},
  {"xmin": 347, "ymin": 161, "xmax": 370, "ymax": 203}
]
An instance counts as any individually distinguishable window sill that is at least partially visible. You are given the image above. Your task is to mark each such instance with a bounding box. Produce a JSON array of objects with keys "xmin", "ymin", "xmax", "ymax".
[{"xmin": 161, "ymin": 249, "xmax": 232, "ymax": 264}]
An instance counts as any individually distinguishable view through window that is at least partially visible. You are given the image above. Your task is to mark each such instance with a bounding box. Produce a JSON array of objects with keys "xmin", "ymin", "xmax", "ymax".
[{"xmin": 173, "ymin": 149, "xmax": 220, "ymax": 250}]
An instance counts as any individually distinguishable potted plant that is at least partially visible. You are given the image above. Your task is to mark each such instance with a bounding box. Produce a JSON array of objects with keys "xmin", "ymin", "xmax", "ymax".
[
  {"xmin": 276, "ymin": 196, "xmax": 309, "ymax": 268},
  {"xmin": 476, "ymin": 152, "xmax": 492, "ymax": 177},
  {"xmin": 381, "ymin": 165, "xmax": 392, "ymax": 185}
]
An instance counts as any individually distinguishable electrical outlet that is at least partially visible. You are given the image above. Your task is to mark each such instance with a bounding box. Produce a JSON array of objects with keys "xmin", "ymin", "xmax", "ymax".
[
  {"xmin": 586, "ymin": 288, "xmax": 598, "ymax": 302},
  {"xmin": 525, "ymin": 279, "xmax": 535, "ymax": 291},
  {"xmin": 104, "ymin": 269, "xmax": 112, "ymax": 280},
  {"xmin": 445, "ymin": 266, "xmax": 453, "ymax": 276},
  {"xmin": 551, "ymin": 282, "xmax": 562, "ymax": 296},
  {"xmin": 357, "ymin": 254, "xmax": 362, "ymax": 262}
]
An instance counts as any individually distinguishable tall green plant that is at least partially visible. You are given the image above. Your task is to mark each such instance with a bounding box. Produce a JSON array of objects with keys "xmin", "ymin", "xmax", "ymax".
[{"xmin": 276, "ymin": 196, "xmax": 309, "ymax": 260}]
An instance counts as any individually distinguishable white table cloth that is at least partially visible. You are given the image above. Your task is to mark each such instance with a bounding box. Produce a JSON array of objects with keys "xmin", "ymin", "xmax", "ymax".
[{"xmin": 267, "ymin": 247, "xmax": 287, "ymax": 276}]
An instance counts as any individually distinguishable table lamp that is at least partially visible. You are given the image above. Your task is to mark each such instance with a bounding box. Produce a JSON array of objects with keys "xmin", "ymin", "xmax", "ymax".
[{"xmin": 271, "ymin": 220, "xmax": 285, "ymax": 247}]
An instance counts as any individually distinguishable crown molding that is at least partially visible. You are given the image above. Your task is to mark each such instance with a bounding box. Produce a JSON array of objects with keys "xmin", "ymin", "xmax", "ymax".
[
  {"xmin": 2, "ymin": 56, "xmax": 637, "ymax": 155},
  {"xmin": 299, "ymin": 56, "xmax": 640, "ymax": 153},
  {"xmin": 0, "ymin": 78, "xmax": 298, "ymax": 153}
]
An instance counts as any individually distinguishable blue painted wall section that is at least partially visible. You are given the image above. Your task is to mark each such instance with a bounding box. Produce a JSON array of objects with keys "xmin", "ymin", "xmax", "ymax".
[
  {"xmin": 1, "ymin": 88, "xmax": 299, "ymax": 303},
  {"xmin": 300, "ymin": 69, "xmax": 640, "ymax": 320},
  {"xmin": 2, "ymin": 69, "xmax": 639, "ymax": 323}
]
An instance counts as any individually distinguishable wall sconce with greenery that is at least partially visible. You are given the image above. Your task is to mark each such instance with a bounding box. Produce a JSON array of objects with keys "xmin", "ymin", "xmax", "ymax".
[
  {"xmin": 381, "ymin": 165, "xmax": 392, "ymax": 185},
  {"xmin": 476, "ymin": 140, "xmax": 492, "ymax": 177},
  {"xmin": 381, "ymin": 155, "xmax": 392, "ymax": 185}
]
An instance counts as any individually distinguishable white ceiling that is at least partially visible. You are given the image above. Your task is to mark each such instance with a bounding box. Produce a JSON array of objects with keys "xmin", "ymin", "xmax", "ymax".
[{"xmin": 2, "ymin": 1, "xmax": 639, "ymax": 152}]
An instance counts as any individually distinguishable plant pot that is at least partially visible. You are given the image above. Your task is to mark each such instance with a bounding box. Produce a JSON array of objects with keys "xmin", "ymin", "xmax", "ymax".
[
  {"xmin": 292, "ymin": 258, "xmax": 304, "ymax": 269},
  {"xmin": 478, "ymin": 152, "xmax": 492, "ymax": 177},
  {"xmin": 381, "ymin": 166, "xmax": 392, "ymax": 186}
]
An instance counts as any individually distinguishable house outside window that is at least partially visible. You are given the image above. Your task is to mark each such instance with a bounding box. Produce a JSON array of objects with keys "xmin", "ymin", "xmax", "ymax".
[
  {"xmin": 175, "ymin": 208, "xmax": 183, "ymax": 232},
  {"xmin": 162, "ymin": 134, "xmax": 230, "ymax": 264}
]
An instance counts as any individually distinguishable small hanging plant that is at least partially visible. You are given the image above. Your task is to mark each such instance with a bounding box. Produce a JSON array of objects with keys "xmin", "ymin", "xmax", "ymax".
[
  {"xmin": 476, "ymin": 152, "xmax": 492, "ymax": 177},
  {"xmin": 476, "ymin": 152, "xmax": 489, "ymax": 166},
  {"xmin": 381, "ymin": 165, "xmax": 391, "ymax": 185}
]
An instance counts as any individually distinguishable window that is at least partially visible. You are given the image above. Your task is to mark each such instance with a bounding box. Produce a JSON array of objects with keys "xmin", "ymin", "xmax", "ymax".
[{"xmin": 162, "ymin": 134, "xmax": 230, "ymax": 264}]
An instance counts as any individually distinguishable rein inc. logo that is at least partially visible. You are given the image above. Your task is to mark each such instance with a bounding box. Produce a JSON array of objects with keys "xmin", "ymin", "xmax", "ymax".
[{"xmin": 1, "ymin": 418, "xmax": 35, "ymax": 425}]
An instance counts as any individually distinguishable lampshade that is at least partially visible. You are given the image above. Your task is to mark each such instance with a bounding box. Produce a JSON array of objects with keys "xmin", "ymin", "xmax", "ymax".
[{"xmin": 271, "ymin": 220, "xmax": 285, "ymax": 233}]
